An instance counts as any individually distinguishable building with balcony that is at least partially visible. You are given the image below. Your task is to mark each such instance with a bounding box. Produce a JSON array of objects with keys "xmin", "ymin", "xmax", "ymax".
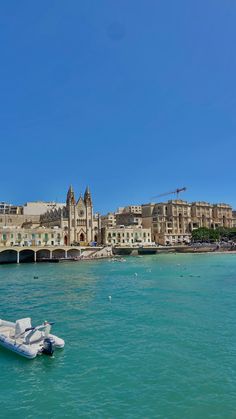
[
  {"xmin": 142, "ymin": 200, "xmax": 233, "ymax": 245},
  {"xmin": 101, "ymin": 225, "xmax": 152, "ymax": 246},
  {"xmin": 0, "ymin": 226, "xmax": 64, "ymax": 247}
]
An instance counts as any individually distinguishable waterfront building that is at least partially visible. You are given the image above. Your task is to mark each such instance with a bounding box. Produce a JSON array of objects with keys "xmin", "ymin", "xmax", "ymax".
[
  {"xmin": 0, "ymin": 226, "xmax": 64, "ymax": 247},
  {"xmin": 101, "ymin": 225, "xmax": 152, "ymax": 246},
  {"xmin": 191, "ymin": 202, "xmax": 214, "ymax": 229},
  {"xmin": 0, "ymin": 186, "xmax": 100, "ymax": 247},
  {"xmin": 40, "ymin": 185, "xmax": 99, "ymax": 246},
  {"xmin": 212, "ymin": 203, "xmax": 232, "ymax": 228},
  {"xmin": 232, "ymin": 211, "xmax": 236, "ymax": 228},
  {"xmin": 150, "ymin": 200, "xmax": 191, "ymax": 245},
  {"xmin": 0, "ymin": 191, "xmax": 234, "ymax": 249},
  {"xmin": 142, "ymin": 200, "xmax": 233, "ymax": 245}
]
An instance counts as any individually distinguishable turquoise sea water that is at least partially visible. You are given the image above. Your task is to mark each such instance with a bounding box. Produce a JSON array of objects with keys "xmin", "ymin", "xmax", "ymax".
[{"xmin": 0, "ymin": 254, "xmax": 236, "ymax": 419}]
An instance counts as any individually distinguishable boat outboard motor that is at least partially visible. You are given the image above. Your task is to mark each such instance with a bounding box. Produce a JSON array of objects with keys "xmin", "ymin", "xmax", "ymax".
[{"xmin": 42, "ymin": 337, "xmax": 55, "ymax": 356}]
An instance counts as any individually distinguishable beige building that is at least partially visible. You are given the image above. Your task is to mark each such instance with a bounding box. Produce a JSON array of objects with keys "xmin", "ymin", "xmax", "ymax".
[
  {"xmin": 149, "ymin": 200, "xmax": 191, "ymax": 245},
  {"xmin": 0, "ymin": 226, "xmax": 64, "ymax": 247},
  {"xmin": 142, "ymin": 200, "xmax": 233, "ymax": 245},
  {"xmin": 0, "ymin": 202, "xmax": 23, "ymax": 215},
  {"xmin": 40, "ymin": 185, "xmax": 99, "ymax": 246},
  {"xmin": 0, "ymin": 186, "xmax": 100, "ymax": 247},
  {"xmin": 115, "ymin": 205, "xmax": 142, "ymax": 227},
  {"xmin": 101, "ymin": 212, "xmax": 116, "ymax": 228},
  {"xmin": 101, "ymin": 225, "xmax": 152, "ymax": 246},
  {"xmin": 23, "ymin": 201, "xmax": 65, "ymax": 216},
  {"xmin": 191, "ymin": 202, "xmax": 232, "ymax": 229},
  {"xmin": 123, "ymin": 205, "xmax": 142, "ymax": 214},
  {"xmin": 191, "ymin": 202, "xmax": 214, "ymax": 229},
  {"xmin": 212, "ymin": 203, "xmax": 232, "ymax": 228},
  {"xmin": 101, "ymin": 205, "xmax": 142, "ymax": 229},
  {"xmin": 0, "ymin": 213, "xmax": 41, "ymax": 229},
  {"xmin": 232, "ymin": 211, "xmax": 236, "ymax": 228}
]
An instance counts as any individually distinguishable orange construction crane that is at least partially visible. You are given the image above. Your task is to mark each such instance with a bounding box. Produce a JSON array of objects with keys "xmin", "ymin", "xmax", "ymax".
[{"xmin": 151, "ymin": 187, "xmax": 187, "ymax": 200}]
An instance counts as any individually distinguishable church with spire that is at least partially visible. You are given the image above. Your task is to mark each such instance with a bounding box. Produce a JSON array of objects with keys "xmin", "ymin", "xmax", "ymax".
[{"xmin": 40, "ymin": 185, "xmax": 99, "ymax": 245}]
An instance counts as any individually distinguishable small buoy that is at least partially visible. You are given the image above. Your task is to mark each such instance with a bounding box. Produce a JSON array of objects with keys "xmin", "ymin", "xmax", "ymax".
[
  {"xmin": 134, "ymin": 272, "xmax": 138, "ymax": 277},
  {"xmin": 33, "ymin": 276, "xmax": 38, "ymax": 279},
  {"xmin": 108, "ymin": 295, "xmax": 112, "ymax": 301}
]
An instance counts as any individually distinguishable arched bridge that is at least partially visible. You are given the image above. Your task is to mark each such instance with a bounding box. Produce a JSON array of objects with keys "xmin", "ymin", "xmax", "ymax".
[{"xmin": 0, "ymin": 246, "xmax": 101, "ymax": 264}]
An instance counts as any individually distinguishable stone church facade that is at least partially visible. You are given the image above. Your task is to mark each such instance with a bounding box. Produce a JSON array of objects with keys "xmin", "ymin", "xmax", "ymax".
[{"xmin": 40, "ymin": 186, "xmax": 99, "ymax": 246}]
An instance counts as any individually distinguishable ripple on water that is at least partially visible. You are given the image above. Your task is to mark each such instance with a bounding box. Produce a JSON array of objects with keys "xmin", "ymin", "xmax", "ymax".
[{"xmin": 0, "ymin": 254, "xmax": 236, "ymax": 418}]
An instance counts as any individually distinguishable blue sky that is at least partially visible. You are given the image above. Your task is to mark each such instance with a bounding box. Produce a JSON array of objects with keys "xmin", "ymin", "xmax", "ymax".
[{"xmin": 0, "ymin": 1, "xmax": 236, "ymax": 213}]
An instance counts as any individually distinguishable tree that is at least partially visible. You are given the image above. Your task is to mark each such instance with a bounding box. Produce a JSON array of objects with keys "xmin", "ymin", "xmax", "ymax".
[{"xmin": 192, "ymin": 227, "xmax": 211, "ymax": 242}]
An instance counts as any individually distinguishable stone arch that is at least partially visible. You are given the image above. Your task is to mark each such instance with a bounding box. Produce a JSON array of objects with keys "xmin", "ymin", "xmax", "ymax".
[
  {"xmin": 0, "ymin": 249, "xmax": 18, "ymax": 264},
  {"xmin": 52, "ymin": 249, "xmax": 66, "ymax": 259},
  {"xmin": 67, "ymin": 248, "xmax": 80, "ymax": 258},
  {"xmin": 36, "ymin": 249, "xmax": 51, "ymax": 260},
  {"xmin": 19, "ymin": 249, "xmax": 35, "ymax": 263},
  {"xmin": 79, "ymin": 232, "xmax": 85, "ymax": 242}
]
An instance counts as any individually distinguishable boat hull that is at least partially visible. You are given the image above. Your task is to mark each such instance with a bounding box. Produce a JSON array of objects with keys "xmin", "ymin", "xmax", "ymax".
[
  {"xmin": 0, "ymin": 318, "xmax": 65, "ymax": 359},
  {"xmin": 0, "ymin": 335, "xmax": 37, "ymax": 359}
]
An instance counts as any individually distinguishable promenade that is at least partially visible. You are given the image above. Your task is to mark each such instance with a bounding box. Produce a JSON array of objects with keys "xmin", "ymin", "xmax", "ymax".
[{"xmin": 0, "ymin": 245, "xmax": 109, "ymax": 264}]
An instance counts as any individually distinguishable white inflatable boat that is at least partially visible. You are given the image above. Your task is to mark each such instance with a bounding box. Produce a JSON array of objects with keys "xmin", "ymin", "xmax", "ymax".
[{"xmin": 0, "ymin": 318, "xmax": 65, "ymax": 359}]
